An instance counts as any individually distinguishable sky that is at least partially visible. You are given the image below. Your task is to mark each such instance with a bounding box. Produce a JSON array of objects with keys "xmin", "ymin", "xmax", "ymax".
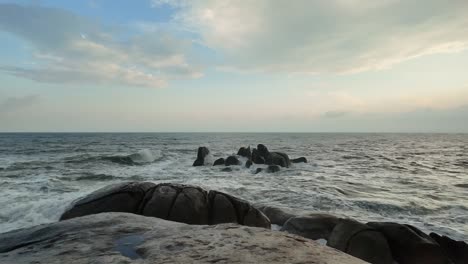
[{"xmin": 1, "ymin": 0, "xmax": 468, "ymax": 132}]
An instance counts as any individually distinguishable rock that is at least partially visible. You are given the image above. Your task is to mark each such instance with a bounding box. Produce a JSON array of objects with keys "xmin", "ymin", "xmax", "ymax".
[
  {"xmin": 0, "ymin": 213, "xmax": 366, "ymax": 264},
  {"xmin": 252, "ymin": 148, "xmax": 265, "ymax": 164},
  {"xmin": 259, "ymin": 206, "xmax": 296, "ymax": 226},
  {"xmin": 255, "ymin": 168, "xmax": 263, "ymax": 174},
  {"xmin": 60, "ymin": 182, "xmax": 155, "ymax": 220},
  {"xmin": 367, "ymin": 222, "xmax": 450, "ymax": 264},
  {"xmin": 328, "ymin": 219, "xmax": 393, "ymax": 264},
  {"xmin": 193, "ymin": 146, "xmax": 209, "ymax": 166},
  {"xmin": 282, "ymin": 214, "xmax": 340, "ymax": 240},
  {"xmin": 292, "ymin": 157, "xmax": 308, "ymax": 163},
  {"xmin": 267, "ymin": 165, "xmax": 281, "ymax": 173},
  {"xmin": 245, "ymin": 160, "xmax": 253, "ymax": 168},
  {"xmin": 430, "ymin": 232, "xmax": 468, "ymax": 264},
  {"xmin": 213, "ymin": 158, "xmax": 225, "ymax": 166},
  {"xmin": 61, "ymin": 182, "xmax": 270, "ymax": 228},
  {"xmin": 237, "ymin": 146, "xmax": 251, "ymax": 159},
  {"xmin": 225, "ymin": 155, "xmax": 241, "ymax": 166},
  {"xmin": 265, "ymin": 152, "xmax": 291, "ymax": 167},
  {"xmin": 221, "ymin": 167, "xmax": 233, "ymax": 172},
  {"xmin": 257, "ymin": 144, "xmax": 269, "ymax": 158}
]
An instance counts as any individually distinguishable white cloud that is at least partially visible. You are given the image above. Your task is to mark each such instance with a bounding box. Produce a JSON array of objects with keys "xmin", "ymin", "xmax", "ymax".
[
  {"xmin": 0, "ymin": 3, "xmax": 201, "ymax": 88},
  {"xmin": 170, "ymin": 0, "xmax": 468, "ymax": 74}
]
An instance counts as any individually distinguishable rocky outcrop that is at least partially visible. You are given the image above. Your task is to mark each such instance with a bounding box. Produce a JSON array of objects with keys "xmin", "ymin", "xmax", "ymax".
[
  {"xmin": 213, "ymin": 158, "xmax": 225, "ymax": 166},
  {"xmin": 225, "ymin": 155, "xmax": 241, "ymax": 166},
  {"xmin": 430, "ymin": 232, "xmax": 468, "ymax": 264},
  {"xmin": 367, "ymin": 222, "xmax": 450, "ymax": 264},
  {"xmin": 61, "ymin": 182, "xmax": 270, "ymax": 228},
  {"xmin": 328, "ymin": 219, "xmax": 393, "ymax": 264},
  {"xmin": 267, "ymin": 165, "xmax": 281, "ymax": 173},
  {"xmin": 252, "ymin": 148, "xmax": 265, "ymax": 164},
  {"xmin": 237, "ymin": 146, "xmax": 251, "ymax": 159},
  {"xmin": 283, "ymin": 214, "xmax": 341, "ymax": 240},
  {"xmin": 0, "ymin": 213, "xmax": 366, "ymax": 264},
  {"xmin": 245, "ymin": 160, "xmax": 253, "ymax": 168},
  {"xmin": 266, "ymin": 152, "xmax": 291, "ymax": 167},
  {"xmin": 193, "ymin": 146, "xmax": 209, "ymax": 166},
  {"xmin": 292, "ymin": 157, "xmax": 308, "ymax": 163}
]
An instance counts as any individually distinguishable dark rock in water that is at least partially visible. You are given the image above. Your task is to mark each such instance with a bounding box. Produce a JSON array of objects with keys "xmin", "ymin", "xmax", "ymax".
[
  {"xmin": 454, "ymin": 183, "xmax": 468, "ymax": 188},
  {"xmin": 257, "ymin": 144, "xmax": 270, "ymax": 158},
  {"xmin": 367, "ymin": 222, "xmax": 450, "ymax": 264},
  {"xmin": 255, "ymin": 168, "xmax": 263, "ymax": 174},
  {"xmin": 213, "ymin": 158, "xmax": 225, "ymax": 166},
  {"xmin": 237, "ymin": 146, "xmax": 252, "ymax": 159},
  {"xmin": 282, "ymin": 214, "xmax": 340, "ymax": 240},
  {"xmin": 266, "ymin": 152, "xmax": 291, "ymax": 167},
  {"xmin": 252, "ymin": 148, "xmax": 265, "ymax": 164},
  {"xmin": 221, "ymin": 167, "xmax": 233, "ymax": 172},
  {"xmin": 60, "ymin": 182, "xmax": 155, "ymax": 220},
  {"xmin": 259, "ymin": 206, "xmax": 296, "ymax": 226},
  {"xmin": 328, "ymin": 219, "xmax": 393, "ymax": 264},
  {"xmin": 60, "ymin": 182, "xmax": 270, "ymax": 228},
  {"xmin": 267, "ymin": 165, "xmax": 281, "ymax": 173},
  {"xmin": 193, "ymin": 146, "xmax": 209, "ymax": 166},
  {"xmin": 292, "ymin": 157, "xmax": 308, "ymax": 163},
  {"xmin": 430, "ymin": 232, "xmax": 468, "ymax": 264},
  {"xmin": 0, "ymin": 213, "xmax": 365, "ymax": 264},
  {"xmin": 245, "ymin": 160, "xmax": 253, "ymax": 168},
  {"xmin": 225, "ymin": 155, "xmax": 240, "ymax": 166}
]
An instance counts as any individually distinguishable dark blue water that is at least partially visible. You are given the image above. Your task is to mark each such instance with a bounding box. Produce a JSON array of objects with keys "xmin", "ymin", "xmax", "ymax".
[{"xmin": 0, "ymin": 133, "xmax": 467, "ymax": 240}]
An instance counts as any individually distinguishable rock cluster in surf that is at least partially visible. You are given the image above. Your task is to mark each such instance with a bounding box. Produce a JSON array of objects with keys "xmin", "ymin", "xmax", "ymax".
[{"xmin": 192, "ymin": 144, "xmax": 308, "ymax": 173}]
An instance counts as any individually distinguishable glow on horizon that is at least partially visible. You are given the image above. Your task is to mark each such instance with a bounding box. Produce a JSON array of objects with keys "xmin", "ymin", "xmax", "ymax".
[{"xmin": 1, "ymin": 0, "xmax": 468, "ymax": 132}]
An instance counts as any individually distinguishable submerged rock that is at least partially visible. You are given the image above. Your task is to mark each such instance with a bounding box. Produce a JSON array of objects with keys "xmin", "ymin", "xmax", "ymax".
[
  {"xmin": 245, "ymin": 160, "xmax": 253, "ymax": 168},
  {"xmin": 213, "ymin": 158, "xmax": 225, "ymax": 166},
  {"xmin": 254, "ymin": 168, "xmax": 263, "ymax": 174},
  {"xmin": 0, "ymin": 213, "xmax": 366, "ymax": 264},
  {"xmin": 292, "ymin": 157, "xmax": 308, "ymax": 163},
  {"xmin": 61, "ymin": 182, "xmax": 270, "ymax": 228},
  {"xmin": 267, "ymin": 165, "xmax": 281, "ymax": 173},
  {"xmin": 193, "ymin": 146, "xmax": 209, "ymax": 166}
]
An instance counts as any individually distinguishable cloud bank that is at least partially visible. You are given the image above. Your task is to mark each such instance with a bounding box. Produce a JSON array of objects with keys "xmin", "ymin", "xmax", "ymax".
[
  {"xmin": 165, "ymin": 0, "xmax": 468, "ymax": 74},
  {"xmin": 0, "ymin": 3, "xmax": 201, "ymax": 88}
]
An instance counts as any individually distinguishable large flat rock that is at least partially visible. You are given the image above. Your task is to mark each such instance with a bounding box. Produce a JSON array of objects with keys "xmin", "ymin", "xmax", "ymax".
[{"xmin": 0, "ymin": 212, "xmax": 366, "ymax": 264}]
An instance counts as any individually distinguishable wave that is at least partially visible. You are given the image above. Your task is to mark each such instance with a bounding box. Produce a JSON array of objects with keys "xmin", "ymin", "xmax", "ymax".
[{"xmin": 64, "ymin": 149, "xmax": 161, "ymax": 166}]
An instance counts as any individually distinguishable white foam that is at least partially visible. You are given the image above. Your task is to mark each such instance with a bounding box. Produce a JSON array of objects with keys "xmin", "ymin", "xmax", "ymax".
[{"xmin": 128, "ymin": 149, "xmax": 160, "ymax": 164}]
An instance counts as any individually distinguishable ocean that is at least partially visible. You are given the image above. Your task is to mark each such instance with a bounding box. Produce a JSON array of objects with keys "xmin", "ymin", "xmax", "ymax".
[{"xmin": 0, "ymin": 133, "xmax": 467, "ymax": 240}]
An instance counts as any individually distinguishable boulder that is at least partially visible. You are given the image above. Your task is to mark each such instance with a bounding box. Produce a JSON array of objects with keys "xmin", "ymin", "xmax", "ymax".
[
  {"xmin": 60, "ymin": 182, "xmax": 155, "ymax": 220},
  {"xmin": 225, "ymin": 155, "xmax": 241, "ymax": 166},
  {"xmin": 267, "ymin": 165, "xmax": 281, "ymax": 173},
  {"xmin": 259, "ymin": 206, "xmax": 296, "ymax": 226},
  {"xmin": 245, "ymin": 160, "xmax": 253, "ymax": 168},
  {"xmin": 237, "ymin": 146, "xmax": 252, "ymax": 159},
  {"xmin": 292, "ymin": 157, "xmax": 308, "ymax": 163},
  {"xmin": 61, "ymin": 182, "xmax": 270, "ymax": 228},
  {"xmin": 430, "ymin": 232, "xmax": 468, "ymax": 264},
  {"xmin": 266, "ymin": 152, "xmax": 291, "ymax": 167},
  {"xmin": 213, "ymin": 158, "xmax": 225, "ymax": 166},
  {"xmin": 282, "ymin": 214, "xmax": 340, "ymax": 240},
  {"xmin": 257, "ymin": 144, "xmax": 269, "ymax": 158},
  {"xmin": 222, "ymin": 167, "xmax": 233, "ymax": 172},
  {"xmin": 328, "ymin": 219, "xmax": 393, "ymax": 264},
  {"xmin": 252, "ymin": 148, "xmax": 265, "ymax": 164},
  {"xmin": 367, "ymin": 222, "xmax": 450, "ymax": 264},
  {"xmin": 193, "ymin": 146, "xmax": 209, "ymax": 166},
  {"xmin": 255, "ymin": 168, "xmax": 263, "ymax": 174},
  {"xmin": 0, "ymin": 213, "xmax": 366, "ymax": 264}
]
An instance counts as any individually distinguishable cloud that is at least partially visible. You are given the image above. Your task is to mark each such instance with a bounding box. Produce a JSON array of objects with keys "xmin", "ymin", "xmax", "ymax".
[
  {"xmin": 323, "ymin": 111, "xmax": 348, "ymax": 118},
  {"xmin": 0, "ymin": 95, "xmax": 40, "ymax": 113},
  {"xmin": 0, "ymin": 3, "xmax": 201, "ymax": 88},
  {"xmin": 170, "ymin": 0, "xmax": 468, "ymax": 74}
]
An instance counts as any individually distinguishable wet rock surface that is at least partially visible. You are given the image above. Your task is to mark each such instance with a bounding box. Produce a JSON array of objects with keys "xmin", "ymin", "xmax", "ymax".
[
  {"xmin": 61, "ymin": 182, "xmax": 270, "ymax": 228},
  {"xmin": 0, "ymin": 213, "xmax": 366, "ymax": 264}
]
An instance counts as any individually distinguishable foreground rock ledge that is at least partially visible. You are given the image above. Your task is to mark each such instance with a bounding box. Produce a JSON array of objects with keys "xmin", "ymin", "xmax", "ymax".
[{"xmin": 0, "ymin": 213, "xmax": 365, "ymax": 264}]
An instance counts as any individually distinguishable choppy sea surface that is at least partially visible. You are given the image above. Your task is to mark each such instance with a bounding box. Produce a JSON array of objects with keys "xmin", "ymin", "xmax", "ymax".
[{"xmin": 0, "ymin": 133, "xmax": 467, "ymax": 240}]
